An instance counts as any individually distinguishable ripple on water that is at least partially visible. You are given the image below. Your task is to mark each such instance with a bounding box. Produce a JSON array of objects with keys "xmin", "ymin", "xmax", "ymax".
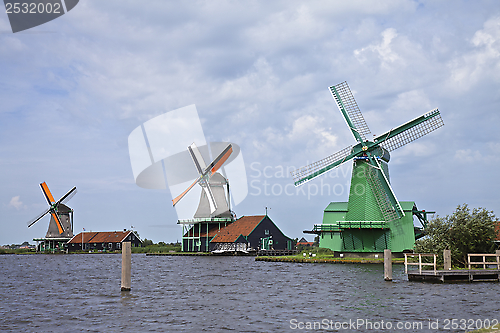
[{"xmin": 1, "ymin": 254, "xmax": 499, "ymax": 332}]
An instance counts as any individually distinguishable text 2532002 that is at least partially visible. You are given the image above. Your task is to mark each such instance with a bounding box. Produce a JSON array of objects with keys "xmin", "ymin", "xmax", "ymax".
[{"xmin": 5, "ymin": 2, "xmax": 62, "ymax": 14}]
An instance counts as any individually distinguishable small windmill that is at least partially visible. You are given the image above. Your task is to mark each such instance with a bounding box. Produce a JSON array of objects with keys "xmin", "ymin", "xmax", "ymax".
[
  {"xmin": 27, "ymin": 182, "xmax": 77, "ymax": 238},
  {"xmin": 292, "ymin": 81, "xmax": 444, "ymax": 252},
  {"xmin": 173, "ymin": 143, "xmax": 233, "ymax": 218}
]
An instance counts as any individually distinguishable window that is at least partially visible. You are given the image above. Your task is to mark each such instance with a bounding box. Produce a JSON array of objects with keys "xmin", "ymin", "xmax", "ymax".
[
  {"xmin": 265, "ymin": 230, "xmax": 269, "ymax": 235},
  {"xmin": 117, "ymin": 243, "xmax": 121, "ymax": 249},
  {"xmin": 109, "ymin": 243, "xmax": 113, "ymax": 249}
]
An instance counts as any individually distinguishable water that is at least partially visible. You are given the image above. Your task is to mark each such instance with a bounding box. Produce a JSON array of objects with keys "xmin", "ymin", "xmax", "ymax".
[{"xmin": 0, "ymin": 254, "xmax": 499, "ymax": 332}]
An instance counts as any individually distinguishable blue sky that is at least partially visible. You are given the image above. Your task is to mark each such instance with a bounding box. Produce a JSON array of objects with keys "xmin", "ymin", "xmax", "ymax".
[{"xmin": 1, "ymin": 0, "xmax": 499, "ymax": 245}]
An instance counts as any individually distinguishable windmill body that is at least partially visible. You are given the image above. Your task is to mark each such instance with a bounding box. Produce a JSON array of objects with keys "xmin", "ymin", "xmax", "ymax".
[
  {"xmin": 194, "ymin": 172, "xmax": 232, "ymax": 219},
  {"xmin": 45, "ymin": 203, "xmax": 73, "ymax": 238},
  {"xmin": 292, "ymin": 82, "xmax": 443, "ymax": 254},
  {"xmin": 27, "ymin": 182, "xmax": 77, "ymax": 251},
  {"xmin": 173, "ymin": 142, "xmax": 235, "ymax": 252}
]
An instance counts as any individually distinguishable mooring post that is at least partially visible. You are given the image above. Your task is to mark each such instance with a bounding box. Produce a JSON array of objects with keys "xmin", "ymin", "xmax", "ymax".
[
  {"xmin": 496, "ymin": 250, "xmax": 500, "ymax": 270},
  {"xmin": 384, "ymin": 249, "xmax": 392, "ymax": 281},
  {"xmin": 444, "ymin": 249, "xmax": 451, "ymax": 270},
  {"xmin": 121, "ymin": 241, "xmax": 131, "ymax": 291}
]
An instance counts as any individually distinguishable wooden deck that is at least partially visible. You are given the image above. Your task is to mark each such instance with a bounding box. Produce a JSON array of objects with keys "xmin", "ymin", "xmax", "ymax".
[{"xmin": 407, "ymin": 269, "xmax": 500, "ymax": 282}]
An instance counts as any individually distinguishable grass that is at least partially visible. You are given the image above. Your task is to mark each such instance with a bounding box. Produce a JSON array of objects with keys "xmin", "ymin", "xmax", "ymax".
[
  {"xmin": 132, "ymin": 244, "xmax": 181, "ymax": 254},
  {"xmin": 256, "ymin": 248, "xmax": 407, "ymax": 264},
  {"xmin": 0, "ymin": 248, "xmax": 36, "ymax": 254}
]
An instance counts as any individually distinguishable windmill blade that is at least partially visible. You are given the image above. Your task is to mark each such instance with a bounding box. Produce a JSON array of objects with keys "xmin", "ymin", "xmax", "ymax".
[
  {"xmin": 291, "ymin": 145, "xmax": 354, "ymax": 186},
  {"xmin": 51, "ymin": 211, "xmax": 65, "ymax": 234},
  {"xmin": 40, "ymin": 182, "xmax": 55, "ymax": 205},
  {"xmin": 188, "ymin": 143, "xmax": 207, "ymax": 175},
  {"xmin": 201, "ymin": 179, "xmax": 218, "ymax": 214},
  {"xmin": 59, "ymin": 186, "xmax": 77, "ymax": 205},
  {"xmin": 204, "ymin": 144, "xmax": 233, "ymax": 176},
  {"xmin": 375, "ymin": 108, "xmax": 444, "ymax": 152},
  {"xmin": 365, "ymin": 157, "xmax": 404, "ymax": 223},
  {"xmin": 330, "ymin": 81, "xmax": 372, "ymax": 143},
  {"xmin": 27, "ymin": 207, "xmax": 51, "ymax": 228},
  {"xmin": 172, "ymin": 178, "xmax": 200, "ymax": 206}
]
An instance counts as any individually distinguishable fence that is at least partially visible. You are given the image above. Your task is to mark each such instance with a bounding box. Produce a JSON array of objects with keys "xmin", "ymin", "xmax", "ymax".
[
  {"xmin": 467, "ymin": 253, "xmax": 500, "ymax": 270},
  {"xmin": 404, "ymin": 253, "xmax": 437, "ymax": 275}
]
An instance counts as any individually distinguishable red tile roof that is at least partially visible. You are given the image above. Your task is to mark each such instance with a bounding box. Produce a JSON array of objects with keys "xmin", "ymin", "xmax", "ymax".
[
  {"xmin": 68, "ymin": 231, "xmax": 131, "ymax": 244},
  {"xmin": 495, "ymin": 222, "xmax": 500, "ymax": 241},
  {"xmin": 210, "ymin": 215, "xmax": 265, "ymax": 243},
  {"xmin": 297, "ymin": 242, "xmax": 314, "ymax": 246}
]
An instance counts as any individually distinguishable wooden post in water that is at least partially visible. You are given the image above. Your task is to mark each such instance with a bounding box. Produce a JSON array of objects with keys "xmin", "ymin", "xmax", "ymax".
[
  {"xmin": 384, "ymin": 249, "xmax": 392, "ymax": 281},
  {"xmin": 121, "ymin": 241, "xmax": 131, "ymax": 291},
  {"xmin": 496, "ymin": 250, "xmax": 500, "ymax": 269},
  {"xmin": 443, "ymin": 249, "xmax": 451, "ymax": 270}
]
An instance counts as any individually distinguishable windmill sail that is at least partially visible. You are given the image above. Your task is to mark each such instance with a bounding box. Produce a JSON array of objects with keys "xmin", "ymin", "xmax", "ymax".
[
  {"xmin": 60, "ymin": 187, "xmax": 78, "ymax": 205},
  {"xmin": 40, "ymin": 181, "xmax": 56, "ymax": 205},
  {"xmin": 375, "ymin": 108, "xmax": 444, "ymax": 151},
  {"xmin": 291, "ymin": 145, "xmax": 353, "ymax": 186},
  {"xmin": 27, "ymin": 207, "xmax": 51, "ymax": 228},
  {"xmin": 365, "ymin": 158, "xmax": 404, "ymax": 223},
  {"xmin": 330, "ymin": 81, "xmax": 371, "ymax": 142},
  {"xmin": 188, "ymin": 143, "xmax": 207, "ymax": 174}
]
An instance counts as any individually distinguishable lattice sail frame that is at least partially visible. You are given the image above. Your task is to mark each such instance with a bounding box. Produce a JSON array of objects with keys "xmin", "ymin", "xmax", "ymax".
[
  {"xmin": 291, "ymin": 145, "xmax": 352, "ymax": 185},
  {"xmin": 331, "ymin": 81, "xmax": 372, "ymax": 142},
  {"xmin": 378, "ymin": 108, "xmax": 444, "ymax": 152}
]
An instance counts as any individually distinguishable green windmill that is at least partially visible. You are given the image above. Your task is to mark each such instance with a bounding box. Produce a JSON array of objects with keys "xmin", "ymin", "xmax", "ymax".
[{"xmin": 292, "ymin": 81, "xmax": 444, "ymax": 254}]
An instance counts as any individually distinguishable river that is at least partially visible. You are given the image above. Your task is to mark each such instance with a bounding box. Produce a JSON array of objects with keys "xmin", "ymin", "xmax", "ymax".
[{"xmin": 0, "ymin": 254, "xmax": 498, "ymax": 332}]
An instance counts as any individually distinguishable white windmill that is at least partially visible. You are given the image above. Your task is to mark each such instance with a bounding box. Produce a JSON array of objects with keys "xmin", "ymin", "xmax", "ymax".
[{"xmin": 173, "ymin": 142, "xmax": 233, "ymax": 218}]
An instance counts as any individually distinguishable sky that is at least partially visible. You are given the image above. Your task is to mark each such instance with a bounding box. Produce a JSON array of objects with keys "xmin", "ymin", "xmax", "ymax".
[{"xmin": 1, "ymin": 0, "xmax": 499, "ymax": 245}]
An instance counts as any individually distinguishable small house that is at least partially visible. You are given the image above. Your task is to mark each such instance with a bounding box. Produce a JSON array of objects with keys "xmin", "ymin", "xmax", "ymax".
[
  {"xmin": 209, "ymin": 215, "xmax": 295, "ymax": 252},
  {"xmin": 296, "ymin": 237, "xmax": 314, "ymax": 248},
  {"xmin": 66, "ymin": 230, "xmax": 142, "ymax": 252}
]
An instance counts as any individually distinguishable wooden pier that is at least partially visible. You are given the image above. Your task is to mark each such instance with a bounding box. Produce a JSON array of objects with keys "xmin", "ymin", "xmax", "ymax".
[
  {"xmin": 407, "ymin": 269, "xmax": 500, "ymax": 282},
  {"xmin": 405, "ymin": 253, "xmax": 500, "ymax": 283}
]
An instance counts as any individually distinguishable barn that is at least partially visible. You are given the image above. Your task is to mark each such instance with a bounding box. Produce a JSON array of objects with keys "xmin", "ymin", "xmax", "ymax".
[
  {"xmin": 209, "ymin": 215, "xmax": 295, "ymax": 252},
  {"xmin": 66, "ymin": 230, "xmax": 142, "ymax": 252}
]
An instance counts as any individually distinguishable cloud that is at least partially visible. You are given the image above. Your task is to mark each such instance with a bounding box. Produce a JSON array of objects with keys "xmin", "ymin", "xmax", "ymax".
[
  {"xmin": 354, "ymin": 28, "xmax": 401, "ymax": 68},
  {"xmin": 8, "ymin": 196, "xmax": 26, "ymax": 210},
  {"xmin": 1, "ymin": 1, "xmax": 499, "ymax": 245},
  {"xmin": 454, "ymin": 142, "xmax": 500, "ymax": 164},
  {"xmin": 448, "ymin": 16, "xmax": 500, "ymax": 91}
]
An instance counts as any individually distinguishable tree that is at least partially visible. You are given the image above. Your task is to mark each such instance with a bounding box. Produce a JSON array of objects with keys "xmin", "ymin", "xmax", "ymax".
[
  {"xmin": 415, "ymin": 204, "xmax": 497, "ymax": 267},
  {"xmin": 142, "ymin": 239, "xmax": 154, "ymax": 247}
]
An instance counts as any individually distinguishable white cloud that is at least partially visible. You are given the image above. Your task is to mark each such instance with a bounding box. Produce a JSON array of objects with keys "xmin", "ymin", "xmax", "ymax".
[
  {"xmin": 8, "ymin": 196, "xmax": 26, "ymax": 210},
  {"xmin": 448, "ymin": 16, "xmax": 500, "ymax": 91},
  {"xmin": 354, "ymin": 28, "xmax": 401, "ymax": 68},
  {"xmin": 454, "ymin": 143, "xmax": 500, "ymax": 164}
]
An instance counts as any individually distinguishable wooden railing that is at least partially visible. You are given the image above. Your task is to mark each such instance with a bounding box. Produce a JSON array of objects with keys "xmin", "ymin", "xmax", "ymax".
[
  {"xmin": 467, "ymin": 254, "xmax": 500, "ymax": 270},
  {"xmin": 404, "ymin": 253, "xmax": 437, "ymax": 275}
]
